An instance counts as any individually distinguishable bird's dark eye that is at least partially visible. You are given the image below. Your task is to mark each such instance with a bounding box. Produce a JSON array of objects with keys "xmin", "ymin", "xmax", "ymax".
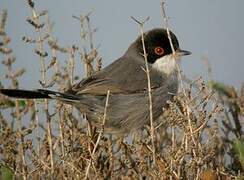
[{"xmin": 154, "ymin": 47, "xmax": 164, "ymax": 56}]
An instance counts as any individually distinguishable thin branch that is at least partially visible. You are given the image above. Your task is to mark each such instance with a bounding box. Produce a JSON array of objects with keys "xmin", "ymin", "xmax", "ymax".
[
  {"xmin": 85, "ymin": 90, "xmax": 110, "ymax": 179},
  {"xmin": 27, "ymin": 3, "xmax": 55, "ymax": 174},
  {"xmin": 131, "ymin": 16, "xmax": 156, "ymax": 167},
  {"xmin": 161, "ymin": 0, "xmax": 198, "ymax": 162},
  {"xmin": 160, "ymin": 1, "xmax": 175, "ymax": 55}
]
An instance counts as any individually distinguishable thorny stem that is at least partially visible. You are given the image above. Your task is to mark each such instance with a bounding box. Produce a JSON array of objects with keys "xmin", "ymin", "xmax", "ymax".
[
  {"xmin": 69, "ymin": 46, "xmax": 75, "ymax": 85},
  {"xmin": 45, "ymin": 15, "xmax": 67, "ymax": 170},
  {"xmin": 160, "ymin": 2, "xmax": 180, "ymax": 163},
  {"xmin": 86, "ymin": 16, "xmax": 94, "ymax": 50},
  {"xmin": 131, "ymin": 16, "xmax": 156, "ymax": 167},
  {"xmin": 161, "ymin": 1, "xmax": 175, "ymax": 55},
  {"xmin": 161, "ymin": 0, "xmax": 198, "ymax": 175},
  {"xmin": 46, "ymin": 15, "xmax": 59, "ymax": 75},
  {"xmin": 29, "ymin": 5, "xmax": 54, "ymax": 174},
  {"xmin": 33, "ymin": 100, "xmax": 40, "ymax": 155},
  {"xmin": 31, "ymin": 9, "xmax": 46, "ymax": 85},
  {"xmin": 15, "ymin": 96, "xmax": 27, "ymax": 180},
  {"xmin": 73, "ymin": 12, "xmax": 97, "ymax": 77},
  {"xmin": 85, "ymin": 90, "xmax": 110, "ymax": 179},
  {"xmin": 4, "ymin": 21, "xmax": 27, "ymax": 178},
  {"xmin": 58, "ymin": 110, "xmax": 65, "ymax": 164}
]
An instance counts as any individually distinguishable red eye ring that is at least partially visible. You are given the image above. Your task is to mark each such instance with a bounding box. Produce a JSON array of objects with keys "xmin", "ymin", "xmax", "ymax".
[{"xmin": 154, "ymin": 47, "xmax": 164, "ymax": 55}]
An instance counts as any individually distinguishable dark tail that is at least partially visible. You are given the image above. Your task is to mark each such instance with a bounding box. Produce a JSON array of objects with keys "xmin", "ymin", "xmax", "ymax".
[{"xmin": 0, "ymin": 89, "xmax": 81, "ymax": 102}]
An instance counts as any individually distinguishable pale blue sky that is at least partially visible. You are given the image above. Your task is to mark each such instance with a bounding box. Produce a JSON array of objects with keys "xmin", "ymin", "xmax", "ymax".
[{"xmin": 0, "ymin": 0, "xmax": 243, "ymax": 88}]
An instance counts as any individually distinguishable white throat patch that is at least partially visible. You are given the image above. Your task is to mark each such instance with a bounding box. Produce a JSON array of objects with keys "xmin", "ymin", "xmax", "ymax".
[{"xmin": 152, "ymin": 54, "xmax": 179, "ymax": 75}]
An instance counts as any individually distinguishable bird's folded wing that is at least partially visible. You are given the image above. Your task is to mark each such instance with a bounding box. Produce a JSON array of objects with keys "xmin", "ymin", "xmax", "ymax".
[
  {"xmin": 67, "ymin": 76, "xmax": 129, "ymax": 95},
  {"xmin": 66, "ymin": 56, "xmax": 166, "ymax": 95},
  {"xmin": 69, "ymin": 76, "xmax": 164, "ymax": 95}
]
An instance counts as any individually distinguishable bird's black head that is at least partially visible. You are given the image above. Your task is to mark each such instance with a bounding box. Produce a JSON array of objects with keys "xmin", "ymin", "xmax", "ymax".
[{"xmin": 127, "ymin": 28, "xmax": 191, "ymax": 64}]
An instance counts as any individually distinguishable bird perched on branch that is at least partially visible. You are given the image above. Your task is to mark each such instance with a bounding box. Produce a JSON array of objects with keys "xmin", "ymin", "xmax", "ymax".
[{"xmin": 0, "ymin": 28, "xmax": 191, "ymax": 134}]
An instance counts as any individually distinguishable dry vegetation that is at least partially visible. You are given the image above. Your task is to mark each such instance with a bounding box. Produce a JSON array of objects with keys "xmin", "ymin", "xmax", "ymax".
[{"xmin": 0, "ymin": 1, "xmax": 243, "ymax": 179}]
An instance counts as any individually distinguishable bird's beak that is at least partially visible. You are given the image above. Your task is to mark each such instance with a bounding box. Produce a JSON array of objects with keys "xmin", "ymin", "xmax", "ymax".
[{"xmin": 175, "ymin": 49, "xmax": 192, "ymax": 56}]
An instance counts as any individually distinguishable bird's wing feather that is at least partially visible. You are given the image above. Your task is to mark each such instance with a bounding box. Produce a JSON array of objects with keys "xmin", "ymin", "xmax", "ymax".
[
  {"xmin": 72, "ymin": 77, "xmax": 127, "ymax": 95},
  {"xmin": 67, "ymin": 55, "xmax": 165, "ymax": 95}
]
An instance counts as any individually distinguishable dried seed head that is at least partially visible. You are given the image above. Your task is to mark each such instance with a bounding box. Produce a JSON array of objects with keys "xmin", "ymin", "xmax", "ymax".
[{"xmin": 27, "ymin": 0, "xmax": 35, "ymax": 8}]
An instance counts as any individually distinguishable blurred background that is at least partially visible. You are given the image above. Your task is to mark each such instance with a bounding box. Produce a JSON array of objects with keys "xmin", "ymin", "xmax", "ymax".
[{"xmin": 0, "ymin": 0, "xmax": 243, "ymax": 88}]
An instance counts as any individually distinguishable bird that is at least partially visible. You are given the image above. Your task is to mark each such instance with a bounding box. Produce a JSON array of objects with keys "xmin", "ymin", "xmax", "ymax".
[{"xmin": 0, "ymin": 28, "xmax": 191, "ymax": 134}]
